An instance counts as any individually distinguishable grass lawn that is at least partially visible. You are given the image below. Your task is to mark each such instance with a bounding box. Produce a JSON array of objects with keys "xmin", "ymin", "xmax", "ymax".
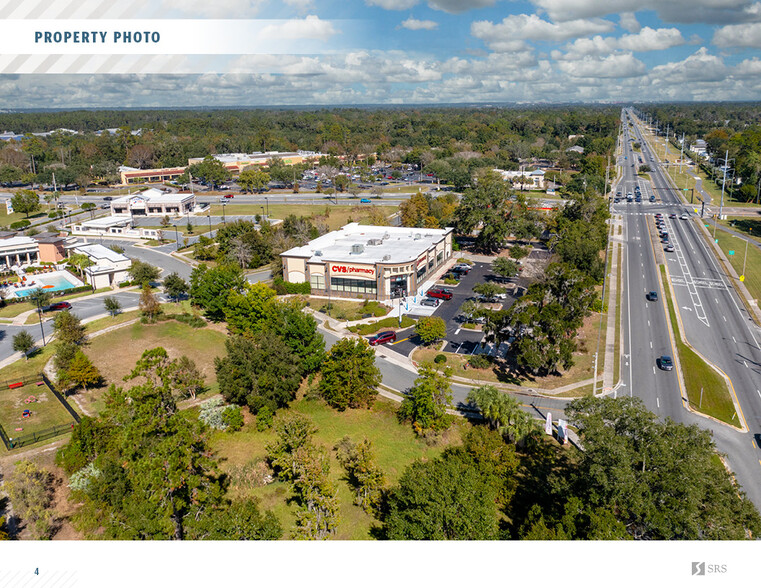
[
  {"xmin": 300, "ymin": 297, "xmax": 391, "ymax": 321},
  {"xmin": 210, "ymin": 396, "xmax": 460, "ymax": 540},
  {"xmin": 348, "ymin": 315, "xmax": 417, "ymax": 336},
  {"xmin": 720, "ymin": 218, "xmax": 761, "ymax": 245},
  {"xmin": 0, "ymin": 374, "xmax": 75, "ymax": 440},
  {"xmin": 660, "ymin": 265, "xmax": 737, "ymax": 424},
  {"xmin": 82, "ymin": 321, "xmax": 227, "ymax": 416},
  {"xmin": 209, "ymin": 204, "xmax": 397, "ymax": 231},
  {"xmin": 0, "ymin": 207, "xmax": 49, "ymax": 226},
  {"xmin": 713, "ymin": 228, "xmax": 761, "ymax": 302}
]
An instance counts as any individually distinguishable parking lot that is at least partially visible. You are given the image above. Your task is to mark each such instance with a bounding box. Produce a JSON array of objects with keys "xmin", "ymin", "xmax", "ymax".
[{"xmin": 380, "ymin": 260, "xmax": 523, "ymax": 357}]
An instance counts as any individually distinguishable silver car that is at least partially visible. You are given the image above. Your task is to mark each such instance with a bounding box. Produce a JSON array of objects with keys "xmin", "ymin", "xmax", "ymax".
[{"xmin": 420, "ymin": 297, "xmax": 439, "ymax": 307}]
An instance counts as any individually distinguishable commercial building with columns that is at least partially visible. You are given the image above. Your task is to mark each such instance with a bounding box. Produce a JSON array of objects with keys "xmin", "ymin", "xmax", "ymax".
[
  {"xmin": 281, "ymin": 223, "xmax": 453, "ymax": 301},
  {"xmin": 0, "ymin": 236, "xmax": 40, "ymax": 268}
]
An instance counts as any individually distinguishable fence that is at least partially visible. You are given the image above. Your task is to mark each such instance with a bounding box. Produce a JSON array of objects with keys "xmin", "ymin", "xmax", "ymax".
[
  {"xmin": 5, "ymin": 423, "xmax": 76, "ymax": 450},
  {"xmin": 0, "ymin": 372, "xmax": 80, "ymax": 451}
]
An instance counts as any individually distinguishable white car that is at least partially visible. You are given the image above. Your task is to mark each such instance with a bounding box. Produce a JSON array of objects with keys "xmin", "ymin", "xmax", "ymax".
[{"xmin": 680, "ymin": 213, "xmax": 689, "ymax": 220}]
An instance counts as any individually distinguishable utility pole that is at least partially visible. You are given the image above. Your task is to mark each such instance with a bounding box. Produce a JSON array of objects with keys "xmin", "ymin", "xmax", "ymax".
[
  {"xmin": 679, "ymin": 133, "xmax": 685, "ymax": 174},
  {"xmin": 713, "ymin": 150, "xmax": 730, "ymax": 241},
  {"xmin": 742, "ymin": 234, "xmax": 749, "ymax": 278}
]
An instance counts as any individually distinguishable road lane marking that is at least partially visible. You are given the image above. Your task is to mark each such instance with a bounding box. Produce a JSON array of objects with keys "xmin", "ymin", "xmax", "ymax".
[
  {"xmin": 723, "ymin": 315, "xmax": 727, "ymax": 322},
  {"xmin": 648, "ymin": 320, "xmax": 650, "ymax": 326},
  {"xmin": 657, "ymin": 397, "xmax": 660, "ymax": 408},
  {"xmin": 454, "ymin": 328, "xmax": 461, "ymax": 335},
  {"xmin": 757, "ymin": 390, "xmax": 761, "ymax": 400},
  {"xmin": 744, "ymin": 361, "xmax": 748, "ymax": 368},
  {"xmin": 391, "ymin": 338, "xmax": 409, "ymax": 345},
  {"xmin": 650, "ymin": 341, "xmax": 653, "ymax": 348},
  {"xmin": 715, "ymin": 298, "xmax": 719, "ymax": 303},
  {"xmin": 652, "ymin": 366, "xmax": 656, "ymax": 374},
  {"xmin": 733, "ymin": 336, "xmax": 736, "ymax": 343}
]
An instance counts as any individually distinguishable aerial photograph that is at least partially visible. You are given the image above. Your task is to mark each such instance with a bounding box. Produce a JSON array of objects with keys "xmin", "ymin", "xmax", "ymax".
[{"xmin": 0, "ymin": 0, "xmax": 760, "ymax": 585}]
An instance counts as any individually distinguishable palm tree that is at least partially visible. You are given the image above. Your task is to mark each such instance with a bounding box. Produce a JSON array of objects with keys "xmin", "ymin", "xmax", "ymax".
[{"xmin": 467, "ymin": 385, "xmax": 539, "ymax": 444}]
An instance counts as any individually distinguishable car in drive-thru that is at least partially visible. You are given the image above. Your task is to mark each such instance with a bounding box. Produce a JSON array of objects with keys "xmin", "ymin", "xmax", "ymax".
[
  {"xmin": 368, "ymin": 331, "xmax": 397, "ymax": 346},
  {"xmin": 427, "ymin": 288, "xmax": 453, "ymax": 300}
]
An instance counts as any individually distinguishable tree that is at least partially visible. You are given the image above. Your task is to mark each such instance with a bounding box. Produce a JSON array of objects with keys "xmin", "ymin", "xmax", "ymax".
[
  {"xmin": 265, "ymin": 300, "xmax": 325, "ymax": 376},
  {"xmin": 385, "ymin": 452, "xmax": 499, "ymax": 540},
  {"xmin": 215, "ymin": 334, "xmax": 302, "ymax": 415},
  {"xmin": 64, "ymin": 350, "xmax": 101, "ymax": 392},
  {"xmin": 27, "ymin": 287, "xmax": 52, "ymax": 311},
  {"xmin": 238, "ymin": 168, "xmax": 270, "ymax": 193},
  {"xmin": 459, "ymin": 299, "xmax": 483, "ymax": 322},
  {"xmin": 139, "ymin": 282, "xmax": 161, "ymax": 321},
  {"xmin": 128, "ymin": 260, "xmax": 160, "ymax": 285},
  {"xmin": 472, "ymin": 282, "xmax": 506, "ymax": 300},
  {"xmin": 189, "ymin": 499, "xmax": 282, "ymax": 540},
  {"xmin": 187, "ymin": 155, "xmax": 231, "ymax": 188},
  {"xmin": 189, "ymin": 264, "xmax": 246, "ymax": 322},
  {"xmin": 186, "ymin": 220, "xmax": 193, "ymax": 234},
  {"xmin": 335, "ymin": 436, "xmax": 386, "ymax": 515},
  {"xmin": 266, "ymin": 412, "xmax": 318, "ymax": 481},
  {"xmin": 398, "ymin": 363, "xmax": 453, "ymax": 434},
  {"xmin": 5, "ymin": 460, "xmax": 57, "ymax": 539},
  {"xmin": 563, "ymin": 396, "xmax": 761, "ymax": 540},
  {"xmin": 168, "ymin": 355, "xmax": 204, "ymax": 400},
  {"xmin": 414, "ymin": 316, "xmax": 447, "ymax": 346},
  {"xmin": 12, "ymin": 330, "xmax": 35, "ymax": 360},
  {"xmin": 10, "ymin": 189, "xmax": 40, "ymax": 218},
  {"xmin": 290, "ymin": 444, "xmax": 340, "ymax": 540},
  {"xmin": 492, "ymin": 257, "xmax": 519, "ymax": 280},
  {"xmin": 467, "ymin": 385, "xmax": 539, "ymax": 444},
  {"xmin": 103, "ymin": 296, "xmax": 122, "ymax": 317},
  {"xmin": 163, "ymin": 272, "xmax": 188, "ymax": 302},
  {"xmin": 81, "ymin": 202, "xmax": 96, "ymax": 217},
  {"xmin": 67, "ymin": 253, "xmax": 94, "ymax": 280},
  {"xmin": 319, "ymin": 338, "xmax": 381, "ymax": 411},
  {"xmin": 223, "ymin": 282, "xmax": 277, "ymax": 335},
  {"xmin": 52, "ymin": 310, "xmax": 87, "ymax": 346}
]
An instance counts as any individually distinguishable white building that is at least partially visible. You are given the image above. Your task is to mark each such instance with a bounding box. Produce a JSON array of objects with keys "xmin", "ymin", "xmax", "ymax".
[
  {"xmin": 281, "ymin": 223, "xmax": 453, "ymax": 301},
  {"xmin": 110, "ymin": 188, "xmax": 195, "ymax": 217},
  {"xmin": 70, "ymin": 243, "xmax": 131, "ymax": 289},
  {"xmin": 70, "ymin": 215, "xmax": 163, "ymax": 240},
  {"xmin": 493, "ymin": 169, "xmax": 546, "ymax": 190},
  {"xmin": 0, "ymin": 236, "xmax": 40, "ymax": 268},
  {"xmin": 690, "ymin": 139, "xmax": 707, "ymax": 158}
]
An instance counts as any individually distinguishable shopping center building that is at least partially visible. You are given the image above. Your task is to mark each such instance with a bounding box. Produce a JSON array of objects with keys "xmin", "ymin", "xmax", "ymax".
[
  {"xmin": 110, "ymin": 188, "xmax": 195, "ymax": 217},
  {"xmin": 281, "ymin": 223, "xmax": 453, "ymax": 301}
]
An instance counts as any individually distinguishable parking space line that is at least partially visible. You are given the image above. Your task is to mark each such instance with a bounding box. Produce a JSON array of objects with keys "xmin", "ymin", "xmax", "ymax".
[{"xmin": 390, "ymin": 338, "xmax": 409, "ymax": 345}]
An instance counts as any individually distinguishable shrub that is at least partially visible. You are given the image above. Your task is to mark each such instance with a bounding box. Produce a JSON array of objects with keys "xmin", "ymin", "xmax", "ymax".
[
  {"xmin": 510, "ymin": 245, "xmax": 529, "ymax": 259},
  {"xmin": 468, "ymin": 354, "xmax": 492, "ymax": 369},
  {"xmin": 443, "ymin": 277, "xmax": 458, "ymax": 285},
  {"xmin": 256, "ymin": 405, "xmax": 274, "ymax": 431},
  {"xmin": 222, "ymin": 405, "xmax": 244, "ymax": 432},
  {"xmin": 273, "ymin": 277, "xmax": 311, "ymax": 295},
  {"xmin": 434, "ymin": 353, "xmax": 447, "ymax": 364},
  {"xmin": 199, "ymin": 398, "xmax": 241, "ymax": 431},
  {"xmin": 10, "ymin": 220, "xmax": 31, "ymax": 230},
  {"xmin": 172, "ymin": 312, "xmax": 206, "ymax": 328}
]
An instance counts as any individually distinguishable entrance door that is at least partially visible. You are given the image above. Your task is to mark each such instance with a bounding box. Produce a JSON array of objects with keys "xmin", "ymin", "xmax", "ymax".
[{"xmin": 390, "ymin": 275, "xmax": 407, "ymax": 298}]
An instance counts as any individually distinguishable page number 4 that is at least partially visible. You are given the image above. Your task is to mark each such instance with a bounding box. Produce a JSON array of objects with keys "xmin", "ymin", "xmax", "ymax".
[{"xmin": 34, "ymin": 568, "xmax": 39, "ymax": 575}]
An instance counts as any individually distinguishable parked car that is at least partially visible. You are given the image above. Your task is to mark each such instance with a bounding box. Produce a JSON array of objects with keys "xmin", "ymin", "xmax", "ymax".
[
  {"xmin": 44, "ymin": 301, "xmax": 72, "ymax": 312},
  {"xmin": 360, "ymin": 198, "xmax": 371, "ymax": 203},
  {"xmin": 427, "ymin": 288, "xmax": 453, "ymax": 300},
  {"xmin": 419, "ymin": 297, "xmax": 439, "ymax": 307},
  {"xmin": 665, "ymin": 244, "xmax": 675, "ymax": 252},
  {"xmin": 646, "ymin": 291, "xmax": 658, "ymax": 301},
  {"xmin": 658, "ymin": 355, "xmax": 674, "ymax": 371},
  {"xmin": 368, "ymin": 331, "xmax": 397, "ymax": 346}
]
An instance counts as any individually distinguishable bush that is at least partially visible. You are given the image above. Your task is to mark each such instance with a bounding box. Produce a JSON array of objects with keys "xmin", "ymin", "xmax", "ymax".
[
  {"xmin": 273, "ymin": 277, "xmax": 311, "ymax": 295},
  {"xmin": 199, "ymin": 398, "xmax": 241, "ymax": 431},
  {"xmin": 468, "ymin": 354, "xmax": 492, "ymax": 369},
  {"xmin": 348, "ymin": 315, "xmax": 416, "ymax": 336},
  {"xmin": 434, "ymin": 353, "xmax": 447, "ymax": 364},
  {"xmin": 256, "ymin": 405, "xmax": 274, "ymax": 431},
  {"xmin": 591, "ymin": 297, "xmax": 603, "ymax": 313},
  {"xmin": 443, "ymin": 277, "xmax": 458, "ymax": 285},
  {"xmin": 172, "ymin": 312, "xmax": 206, "ymax": 328},
  {"xmin": 10, "ymin": 220, "xmax": 31, "ymax": 230},
  {"xmin": 510, "ymin": 245, "xmax": 529, "ymax": 260},
  {"xmin": 222, "ymin": 405, "xmax": 244, "ymax": 432}
]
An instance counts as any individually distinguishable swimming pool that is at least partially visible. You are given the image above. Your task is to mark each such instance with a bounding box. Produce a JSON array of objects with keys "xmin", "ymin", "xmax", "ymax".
[{"xmin": 13, "ymin": 271, "xmax": 83, "ymax": 298}]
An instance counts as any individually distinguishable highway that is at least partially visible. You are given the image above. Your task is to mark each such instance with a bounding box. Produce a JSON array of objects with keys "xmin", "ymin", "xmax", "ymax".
[{"xmin": 618, "ymin": 109, "xmax": 761, "ymax": 508}]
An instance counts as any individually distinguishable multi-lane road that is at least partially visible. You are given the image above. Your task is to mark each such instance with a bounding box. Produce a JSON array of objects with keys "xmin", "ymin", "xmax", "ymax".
[{"xmin": 617, "ymin": 109, "xmax": 761, "ymax": 508}]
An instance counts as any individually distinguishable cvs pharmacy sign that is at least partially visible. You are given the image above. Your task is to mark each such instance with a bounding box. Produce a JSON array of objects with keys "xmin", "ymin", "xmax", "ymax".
[{"xmin": 331, "ymin": 264, "xmax": 375, "ymax": 278}]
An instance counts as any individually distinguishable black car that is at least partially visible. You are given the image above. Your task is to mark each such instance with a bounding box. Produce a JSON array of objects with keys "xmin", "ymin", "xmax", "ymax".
[
  {"xmin": 102, "ymin": 196, "xmax": 113, "ymax": 201},
  {"xmin": 646, "ymin": 291, "xmax": 658, "ymax": 301},
  {"xmin": 658, "ymin": 356, "xmax": 674, "ymax": 371}
]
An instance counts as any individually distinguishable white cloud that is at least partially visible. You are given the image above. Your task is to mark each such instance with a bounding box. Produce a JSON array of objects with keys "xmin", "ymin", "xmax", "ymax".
[
  {"xmin": 259, "ymin": 15, "xmax": 338, "ymax": 41},
  {"xmin": 283, "ymin": 0, "xmax": 315, "ymax": 12},
  {"xmin": 619, "ymin": 12, "xmax": 641, "ymax": 33},
  {"xmin": 401, "ymin": 18, "xmax": 439, "ymax": 30},
  {"xmin": 713, "ymin": 22, "xmax": 761, "ymax": 47},
  {"xmin": 733, "ymin": 57, "xmax": 761, "ymax": 77},
  {"xmin": 649, "ymin": 47, "xmax": 728, "ymax": 83},
  {"xmin": 556, "ymin": 27, "xmax": 685, "ymax": 59},
  {"xmin": 556, "ymin": 53, "xmax": 646, "ymax": 78},
  {"xmin": 365, "ymin": 0, "xmax": 419, "ymax": 9},
  {"xmin": 427, "ymin": 0, "xmax": 497, "ymax": 12},
  {"xmin": 472, "ymin": 14, "xmax": 615, "ymax": 47},
  {"xmin": 531, "ymin": 0, "xmax": 761, "ymax": 25}
]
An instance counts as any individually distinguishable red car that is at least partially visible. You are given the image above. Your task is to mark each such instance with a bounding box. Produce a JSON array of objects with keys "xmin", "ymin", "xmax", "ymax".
[
  {"xmin": 368, "ymin": 331, "xmax": 397, "ymax": 346},
  {"xmin": 45, "ymin": 301, "xmax": 72, "ymax": 312},
  {"xmin": 222, "ymin": 193, "xmax": 234, "ymax": 198},
  {"xmin": 427, "ymin": 288, "xmax": 453, "ymax": 300}
]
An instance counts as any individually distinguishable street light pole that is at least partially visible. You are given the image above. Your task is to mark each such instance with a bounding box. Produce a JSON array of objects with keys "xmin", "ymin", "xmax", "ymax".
[
  {"xmin": 743, "ymin": 232, "xmax": 750, "ymax": 278},
  {"xmin": 174, "ymin": 224, "xmax": 179, "ymax": 251},
  {"xmin": 207, "ymin": 213, "xmax": 211, "ymax": 234},
  {"xmin": 265, "ymin": 196, "xmax": 269, "ymax": 216},
  {"xmin": 222, "ymin": 202, "xmax": 226, "ymax": 225},
  {"xmin": 35, "ymin": 299, "xmax": 46, "ymax": 346}
]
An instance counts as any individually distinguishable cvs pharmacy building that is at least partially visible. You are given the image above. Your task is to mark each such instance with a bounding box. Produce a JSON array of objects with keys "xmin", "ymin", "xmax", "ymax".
[{"xmin": 281, "ymin": 223, "xmax": 453, "ymax": 301}]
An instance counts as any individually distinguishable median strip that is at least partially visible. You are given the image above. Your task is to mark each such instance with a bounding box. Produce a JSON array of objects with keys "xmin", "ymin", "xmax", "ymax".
[{"xmin": 659, "ymin": 264, "xmax": 739, "ymax": 426}]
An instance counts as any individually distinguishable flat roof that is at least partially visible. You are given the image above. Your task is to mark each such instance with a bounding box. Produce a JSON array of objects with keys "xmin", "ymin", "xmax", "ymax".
[
  {"xmin": 112, "ymin": 188, "xmax": 194, "ymax": 205},
  {"xmin": 0, "ymin": 236, "xmax": 37, "ymax": 249},
  {"xmin": 282, "ymin": 223, "xmax": 452, "ymax": 266},
  {"xmin": 74, "ymin": 243, "xmax": 129, "ymax": 263},
  {"xmin": 79, "ymin": 215, "xmax": 132, "ymax": 228}
]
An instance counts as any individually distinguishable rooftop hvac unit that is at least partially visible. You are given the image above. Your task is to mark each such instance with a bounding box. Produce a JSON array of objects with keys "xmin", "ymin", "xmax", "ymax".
[
  {"xmin": 367, "ymin": 238, "xmax": 383, "ymax": 246},
  {"xmin": 382, "ymin": 254, "xmax": 391, "ymax": 261},
  {"xmin": 314, "ymin": 250, "xmax": 323, "ymax": 256},
  {"xmin": 383, "ymin": 232, "xmax": 390, "ymax": 240},
  {"xmin": 351, "ymin": 244, "xmax": 365, "ymax": 254},
  {"xmin": 414, "ymin": 233, "xmax": 421, "ymax": 240}
]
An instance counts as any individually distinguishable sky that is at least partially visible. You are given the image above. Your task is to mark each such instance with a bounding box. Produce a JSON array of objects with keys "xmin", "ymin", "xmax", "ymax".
[{"xmin": 0, "ymin": 0, "xmax": 760, "ymax": 108}]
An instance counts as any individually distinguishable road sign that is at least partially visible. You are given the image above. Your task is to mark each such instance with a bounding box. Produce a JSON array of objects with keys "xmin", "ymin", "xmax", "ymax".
[
  {"xmin": 729, "ymin": 250, "xmax": 735, "ymax": 255},
  {"xmin": 740, "ymin": 275, "xmax": 745, "ymax": 282}
]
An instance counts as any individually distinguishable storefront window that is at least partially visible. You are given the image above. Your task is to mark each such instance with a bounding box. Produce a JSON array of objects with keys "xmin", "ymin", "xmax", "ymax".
[
  {"xmin": 330, "ymin": 277, "xmax": 377, "ymax": 295},
  {"xmin": 310, "ymin": 274, "xmax": 325, "ymax": 290}
]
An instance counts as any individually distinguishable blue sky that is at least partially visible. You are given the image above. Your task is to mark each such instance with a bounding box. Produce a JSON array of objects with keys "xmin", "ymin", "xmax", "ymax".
[{"xmin": 1, "ymin": 0, "xmax": 760, "ymax": 107}]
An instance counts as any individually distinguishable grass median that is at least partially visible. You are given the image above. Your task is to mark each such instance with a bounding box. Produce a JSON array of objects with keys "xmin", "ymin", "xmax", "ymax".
[
  {"xmin": 712, "ymin": 228, "xmax": 761, "ymax": 302},
  {"xmin": 660, "ymin": 265, "xmax": 737, "ymax": 425}
]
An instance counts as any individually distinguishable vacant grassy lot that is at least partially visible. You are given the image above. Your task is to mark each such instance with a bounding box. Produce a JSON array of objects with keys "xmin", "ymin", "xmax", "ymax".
[
  {"xmin": 209, "ymin": 204, "xmax": 397, "ymax": 231},
  {"xmin": 210, "ymin": 396, "xmax": 460, "ymax": 540},
  {"xmin": 0, "ymin": 378, "xmax": 75, "ymax": 439},
  {"xmin": 713, "ymin": 228, "xmax": 761, "ymax": 302}
]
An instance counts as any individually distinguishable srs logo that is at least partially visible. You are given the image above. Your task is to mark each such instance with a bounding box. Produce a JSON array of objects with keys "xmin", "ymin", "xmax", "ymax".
[{"xmin": 691, "ymin": 562, "xmax": 727, "ymax": 576}]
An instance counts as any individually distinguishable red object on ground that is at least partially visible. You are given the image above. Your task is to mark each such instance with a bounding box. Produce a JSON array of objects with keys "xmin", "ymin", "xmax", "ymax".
[
  {"xmin": 36, "ymin": 381, "xmax": 44, "ymax": 386},
  {"xmin": 9, "ymin": 382, "xmax": 23, "ymax": 389}
]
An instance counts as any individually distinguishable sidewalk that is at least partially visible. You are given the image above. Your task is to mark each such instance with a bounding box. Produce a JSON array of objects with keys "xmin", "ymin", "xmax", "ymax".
[{"xmin": 601, "ymin": 214, "xmax": 623, "ymax": 393}]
